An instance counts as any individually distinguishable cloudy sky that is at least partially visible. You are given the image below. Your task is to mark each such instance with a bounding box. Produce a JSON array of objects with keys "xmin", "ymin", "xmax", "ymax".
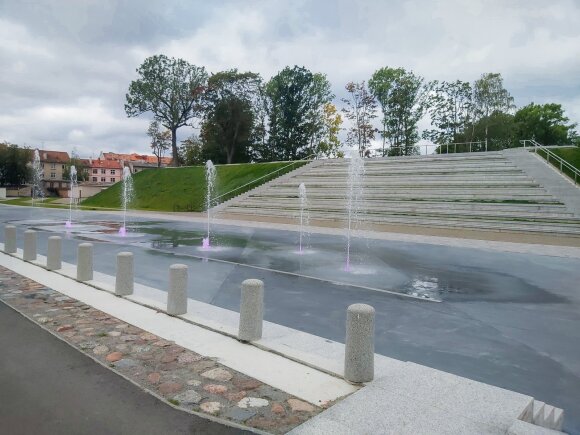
[{"xmin": 1, "ymin": 0, "xmax": 579, "ymax": 157}]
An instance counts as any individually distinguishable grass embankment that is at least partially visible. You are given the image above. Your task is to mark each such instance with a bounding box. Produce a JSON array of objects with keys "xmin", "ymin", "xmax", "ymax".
[
  {"xmin": 537, "ymin": 146, "xmax": 580, "ymax": 182},
  {"xmin": 82, "ymin": 161, "xmax": 307, "ymax": 212}
]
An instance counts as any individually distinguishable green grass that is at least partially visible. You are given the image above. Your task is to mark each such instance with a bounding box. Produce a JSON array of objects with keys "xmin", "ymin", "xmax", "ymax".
[
  {"xmin": 81, "ymin": 161, "xmax": 308, "ymax": 212},
  {"xmin": 537, "ymin": 146, "xmax": 580, "ymax": 183}
]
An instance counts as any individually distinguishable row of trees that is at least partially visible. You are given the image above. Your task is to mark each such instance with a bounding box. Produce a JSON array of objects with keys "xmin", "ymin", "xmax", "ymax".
[{"xmin": 125, "ymin": 55, "xmax": 578, "ymax": 165}]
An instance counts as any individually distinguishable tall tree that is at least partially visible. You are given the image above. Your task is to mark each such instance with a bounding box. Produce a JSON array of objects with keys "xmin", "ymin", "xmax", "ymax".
[
  {"xmin": 201, "ymin": 70, "xmax": 262, "ymax": 164},
  {"xmin": 472, "ymin": 73, "xmax": 514, "ymax": 144},
  {"xmin": 265, "ymin": 66, "xmax": 333, "ymax": 161},
  {"xmin": 341, "ymin": 82, "xmax": 377, "ymax": 157},
  {"xmin": 423, "ymin": 80, "xmax": 473, "ymax": 145},
  {"xmin": 368, "ymin": 67, "xmax": 427, "ymax": 156},
  {"xmin": 317, "ymin": 103, "xmax": 344, "ymax": 158},
  {"xmin": 0, "ymin": 143, "xmax": 31, "ymax": 187},
  {"xmin": 147, "ymin": 120, "xmax": 171, "ymax": 167},
  {"xmin": 179, "ymin": 134, "xmax": 204, "ymax": 166},
  {"xmin": 125, "ymin": 55, "xmax": 208, "ymax": 166},
  {"xmin": 63, "ymin": 148, "xmax": 89, "ymax": 181},
  {"xmin": 514, "ymin": 103, "xmax": 577, "ymax": 145}
]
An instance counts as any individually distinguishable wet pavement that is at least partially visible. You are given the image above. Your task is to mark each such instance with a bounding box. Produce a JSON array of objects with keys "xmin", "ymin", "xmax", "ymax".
[{"xmin": 1, "ymin": 205, "xmax": 580, "ymax": 433}]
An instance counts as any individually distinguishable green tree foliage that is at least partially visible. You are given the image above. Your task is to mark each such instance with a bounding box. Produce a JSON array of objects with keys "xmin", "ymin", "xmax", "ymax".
[
  {"xmin": 341, "ymin": 82, "xmax": 377, "ymax": 157},
  {"xmin": 147, "ymin": 120, "xmax": 171, "ymax": 167},
  {"xmin": 514, "ymin": 103, "xmax": 577, "ymax": 145},
  {"xmin": 472, "ymin": 73, "xmax": 514, "ymax": 143},
  {"xmin": 0, "ymin": 142, "xmax": 32, "ymax": 187},
  {"xmin": 201, "ymin": 70, "xmax": 262, "ymax": 164},
  {"xmin": 125, "ymin": 55, "xmax": 208, "ymax": 166},
  {"xmin": 368, "ymin": 67, "xmax": 426, "ymax": 156},
  {"xmin": 179, "ymin": 135, "xmax": 204, "ymax": 166},
  {"xmin": 423, "ymin": 80, "xmax": 473, "ymax": 145},
  {"xmin": 63, "ymin": 149, "xmax": 89, "ymax": 181},
  {"xmin": 264, "ymin": 66, "xmax": 333, "ymax": 161},
  {"xmin": 318, "ymin": 103, "xmax": 344, "ymax": 158}
]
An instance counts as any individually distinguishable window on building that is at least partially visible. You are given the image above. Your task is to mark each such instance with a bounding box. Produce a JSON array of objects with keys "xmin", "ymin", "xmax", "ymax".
[
  {"xmin": 50, "ymin": 172, "xmax": 56, "ymax": 178},
  {"xmin": 51, "ymin": 163, "xmax": 56, "ymax": 169},
  {"xmin": 62, "ymin": 165, "xmax": 65, "ymax": 170},
  {"xmin": 110, "ymin": 178, "xmax": 116, "ymax": 183},
  {"xmin": 101, "ymin": 169, "xmax": 106, "ymax": 174},
  {"xmin": 101, "ymin": 177, "xmax": 106, "ymax": 182},
  {"xmin": 93, "ymin": 169, "xmax": 97, "ymax": 174},
  {"xmin": 111, "ymin": 169, "xmax": 116, "ymax": 175},
  {"xmin": 92, "ymin": 177, "xmax": 97, "ymax": 182},
  {"xmin": 134, "ymin": 169, "xmax": 137, "ymax": 173}
]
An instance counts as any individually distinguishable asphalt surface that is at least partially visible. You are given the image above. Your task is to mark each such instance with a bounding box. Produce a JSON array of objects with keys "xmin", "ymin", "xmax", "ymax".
[
  {"xmin": 0, "ymin": 302, "xmax": 250, "ymax": 435},
  {"xmin": 1, "ymin": 205, "xmax": 580, "ymax": 433}
]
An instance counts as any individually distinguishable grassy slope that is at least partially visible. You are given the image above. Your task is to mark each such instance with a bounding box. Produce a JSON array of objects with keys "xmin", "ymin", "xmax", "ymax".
[
  {"xmin": 82, "ymin": 161, "xmax": 307, "ymax": 212},
  {"xmin": 538, "ymin": 147, "xmax": 580, "ymax": 182}
]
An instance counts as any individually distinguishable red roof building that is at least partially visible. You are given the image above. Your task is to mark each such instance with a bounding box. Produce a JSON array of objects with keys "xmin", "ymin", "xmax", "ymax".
[{"xmin": 88, "ymin": 158, "xmax": 123, "ymax": 184}]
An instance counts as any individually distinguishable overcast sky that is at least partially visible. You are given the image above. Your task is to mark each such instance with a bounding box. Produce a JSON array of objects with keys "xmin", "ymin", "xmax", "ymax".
[{"xmin": 1, "ymin": 0, "xmax": 579, "ymax": 157}]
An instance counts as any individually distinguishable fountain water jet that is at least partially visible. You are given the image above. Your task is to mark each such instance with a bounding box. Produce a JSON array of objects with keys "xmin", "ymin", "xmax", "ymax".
[
  {"xmin": 202, "ymin": 160, "xmax": 216, "ymax": 249},
  {"xmin": 345, "ymin": 152, "xmax": 365, "ymax": 271},
  {"xmin": 31, "ymin": 150, "xmax": 44, "ymax": 208},
  {"xmin": 119, "ymin": 167, "xmax": 134, "ymax": 236},
  {"xmin": 66, "ymin": 165, "xmax": 77, "ymax": 229},
  {"xmin": 298, "ymin": 182, "xmax": 309, "ymax": 253}
]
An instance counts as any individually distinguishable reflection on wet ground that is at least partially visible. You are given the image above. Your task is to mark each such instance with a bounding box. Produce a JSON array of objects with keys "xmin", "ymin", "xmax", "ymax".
[{"xmin": 3, "ymin": 207, "xmax": 580, "ymax": 433}]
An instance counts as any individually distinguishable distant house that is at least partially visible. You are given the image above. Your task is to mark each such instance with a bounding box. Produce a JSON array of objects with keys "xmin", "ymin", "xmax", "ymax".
[
  {"xmin": 37, "ymin": 150, "xmax": 70, "ymax": 190},
  {"xmin": 101, "ymin": 152, "xmax": 172, "ymax": 169},
  {"xmin": 88, "ymin": 158, "xmax": 123, "ymax": 185}
]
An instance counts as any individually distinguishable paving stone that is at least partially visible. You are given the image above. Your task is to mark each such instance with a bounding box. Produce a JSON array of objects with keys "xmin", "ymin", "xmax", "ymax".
[
  {"xmin": 106, "ymin": 352, "xmax": 123, "ymax": 362},
  {"xmin": 119, "ymin": 334, "xmax": 139, "ymax": 342},
  {"xmin": 233, "ymin": 377, "xmax": 262, "ymax": 391},
  {"xmin": 173, "ymin": 389, "xmax": 202, "ymax": 406},
  {"xmin": 158, "ymin": 382, "xmax": 183, "ymax": 395},
  {"xmin": 140, "ymin": 332, "xmax": 158, "ymax": 340},
  {"xmin": 288, "ymin": 399, "xmax": 316, "ymax": 413},
  {"xmin": 225, "ymin": 391, "xmax": 247, "ymax": 402},
  {"xmin": 177, "ymin": 352, "xmax": 203, "ymax": 364},
  {"xmin": 115, "ymin": 344, "xmax": 130, "ymax": 352},
  {"xmin": 238, "ymin": 397, "xmax": 269, "ymax": 409},
  {"xmin": 201, "ymin": 368, "xmax": 233, "ymax": 382},
  {"xmin": 186, "ymin": 379, "xmax": 202, "ymax": 387},
  {"xmin": 114, "ymin": 358, "xmax": 138, "ymax": 369},
  {"xmin": 152, "ymin": 340, "xmax": 173, "ymax": 347},
  {"xmin": 160, "ymin": 353, "xmax": 177, "ymax": 363},
  {"xmin": 79, "ymin": 341, "xmax": 98, "ymax": 350},
  {"xmin": 147, "ymin": 372, "xmax": 161, "ymax": 384},
  {"xmin": 272, "ymin": 403, "xmax": 285, "ymax": 415},
  {"xmin": 56, "ymin": 325, "xmax": 74, "ymax": 332},
  {"xmin": 203, "ymin": 384, "xmax": 228, "ymax": 394},
  {"xmin": 200, "ymin": 401, "xmax": 221, "ymax": 415},
  {"xmin": 92, "ymin": 345, "xmax": 109, "ymax": 355},
  {"xmin": 222, "ymin": 407, "xmax": 257, "ymax": 423},
  {"xmin": 37, "ymin": 317, "xmax": 50, "ymax": 324},
  {"xmin": 108, "ymin": 331, "xmax": 121, "ymax": 337}
]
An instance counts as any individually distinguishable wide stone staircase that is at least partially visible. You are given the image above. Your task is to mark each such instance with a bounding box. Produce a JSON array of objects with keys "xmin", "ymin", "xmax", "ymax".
[{"xmin": 216, "ymin": 151, "xmax": 580, "ymax": 238}]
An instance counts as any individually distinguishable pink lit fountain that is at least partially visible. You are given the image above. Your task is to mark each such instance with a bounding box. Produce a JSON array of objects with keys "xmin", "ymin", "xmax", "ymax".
[{"xmin": 202, "ymin": 160, "xmax": 216, "ymax": 250}]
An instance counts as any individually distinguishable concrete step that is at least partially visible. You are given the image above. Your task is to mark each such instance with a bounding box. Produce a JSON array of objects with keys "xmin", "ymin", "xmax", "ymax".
[
  {"xmin": 289, "ymin": 175, "xmax": 534, "ymax": 183},
  {"xmin": 241, "ymin": 198, "xmax": 568, "ymax": 213},
  {"xmin": 233, "ymin": 200, "xmax": 573, "ymax": 218},
  {"xmin": 227, "ymin": 202, "xmax": 577, "ymax": 220},
  {"xmin": 306, "ymin": 166, "xmax": 523, "ymax": 175},
  {"xmin": 272, "ymin": 180, "xmax": 542, "ymax": 188},
  {"xmin": 508, "ymin": 420, "xmax": 564, "ymax": 434},
  {"xmin": 220, "ymin": 208, "xmax": 580, "ymax": 235}
]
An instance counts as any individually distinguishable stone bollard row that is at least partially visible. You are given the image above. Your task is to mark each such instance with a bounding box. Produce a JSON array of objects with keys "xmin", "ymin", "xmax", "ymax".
[
  {"xmin": 47, "ymin": 236, "xmax": 62, "ymax": 270},
  {"xmin": 115, "ymin": 252, "xmax": 134, "ymax": 296},
  {"xmin": 4, "ymin": 225, "xmax": 16, "ymax": 254},
  {"xmin": 167, "ymin": 264, "xmax": 188, "ymax": 315},
  {"xmin": 77, "ymin": 243, "xmax": 93, "ymax": 281},
  {"xmin": 23, "ymin": 230, "xmax": 37, "ymax": 261},
  {"xmin": 344, "ymin": 303, "xmax": 375, "ymax": 383},
  {"xmin": 238, "ymin": 279, "xmax": 264, "ymax": 342}
]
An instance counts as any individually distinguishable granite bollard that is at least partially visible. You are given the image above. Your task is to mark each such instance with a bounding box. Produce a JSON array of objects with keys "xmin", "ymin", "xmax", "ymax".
[
  {"xmin": 167, "ymin": 264, "xmax": 188, "ymax": 315},
  {"xmin": 46, "ymin": 236, "xmax": 62, "ymax": 270},
  {"xmin": 4, "ymin": 225, "xmax": 16, "ymax": 253},
  {"xmin": 238, "ymin": 279, "xmax": 264, "ymax": 342},
  {"xmin": 77, "ymin": 243, "xmax": 93, "ymax": 281},
  {"xmin": 115, "ymin": 252, "xmax": 134, "ymax": 296},
  {"xmin": 344, "ymin": 303, "xmax": 375, "ymax": 383},
  {"xmin": 23, "ymin": 230, "xmax": 37, "ymax": 261}
]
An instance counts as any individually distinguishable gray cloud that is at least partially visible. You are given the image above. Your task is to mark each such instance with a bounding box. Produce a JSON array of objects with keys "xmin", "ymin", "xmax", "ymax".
[{"xmin": 1, "ymin": 0, "xmax": 578, "ymax": 156}]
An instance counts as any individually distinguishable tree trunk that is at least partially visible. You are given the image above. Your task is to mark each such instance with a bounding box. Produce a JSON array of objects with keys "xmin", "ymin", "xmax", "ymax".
[{"xmin": 171, "ymin": 127, "xmax": 179, "ymax": 167}]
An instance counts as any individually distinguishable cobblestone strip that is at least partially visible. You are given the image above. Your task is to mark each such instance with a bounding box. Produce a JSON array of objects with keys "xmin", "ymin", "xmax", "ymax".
[{"xmin": 0, "ymin": 266, "xmax": 322, "ymax": 434}]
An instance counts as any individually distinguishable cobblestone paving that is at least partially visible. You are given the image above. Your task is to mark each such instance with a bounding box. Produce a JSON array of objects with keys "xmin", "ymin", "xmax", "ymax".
[{"xmin": 0, "ymin": 266, "xmax": 323, "ymax": 434}]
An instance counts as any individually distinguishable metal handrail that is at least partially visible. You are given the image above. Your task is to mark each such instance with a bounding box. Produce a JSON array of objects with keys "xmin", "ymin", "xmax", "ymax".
[
  {"xmin": 212, "ymin": 154, "xmax": 317, "ymax": 204},
  {"xmin": 522, "ymin": 139, "xmax": 579, "ymax": 185}
]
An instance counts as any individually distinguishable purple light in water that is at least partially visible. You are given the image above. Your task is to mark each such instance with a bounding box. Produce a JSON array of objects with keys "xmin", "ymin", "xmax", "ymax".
[
  {"xmin": 202, "ymin": 237, "xmax": 210, "ymax": 250},
  {"xmin": 118, "ymin": 226, "xmax": 126, "ymax": 237},
  {"xmin": 65, "ymin": 220, "xmax": 72, "ymax": 229}
]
